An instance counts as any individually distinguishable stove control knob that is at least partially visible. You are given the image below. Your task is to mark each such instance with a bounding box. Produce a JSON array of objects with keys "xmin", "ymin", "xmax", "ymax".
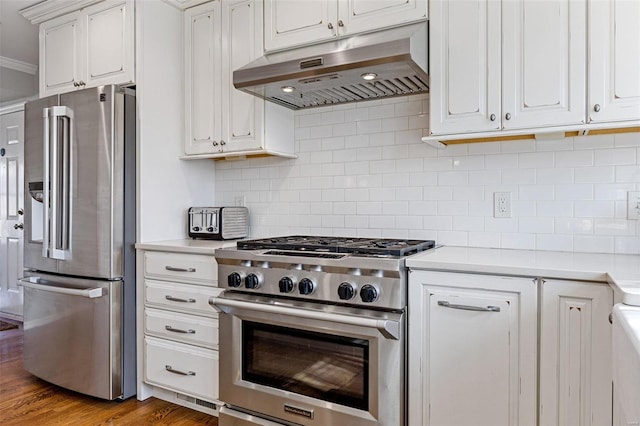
[
  {"xmin": 278, "ymin": 277, "xmax": 296, "ymax": 293},
  {"xmin": 245, "ymin": 273, "xmax": 262, "ymax": 289},
  {"xmin": 298, "ymin": 278, "xmax": 315, "ymax": 295},
  {"xmin": 228, "ymin": 272, "xmax": 243, "ymax": 288},
  {"xmin": 360, "ymin": 284, "xmax": 379, "ymax": 303},
  {"xmin": 337, "ymin": 282, "xmax": 356, "ymax": 300}
]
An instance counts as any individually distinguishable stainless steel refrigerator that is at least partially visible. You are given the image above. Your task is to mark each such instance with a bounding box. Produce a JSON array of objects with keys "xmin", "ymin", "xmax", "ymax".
[{"xmin": 21, "ymin": 85, "xmax": 136, "ymax": 400}]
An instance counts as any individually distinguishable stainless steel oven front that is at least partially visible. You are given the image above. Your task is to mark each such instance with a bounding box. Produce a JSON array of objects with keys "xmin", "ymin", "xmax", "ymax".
[{"xmin": 210, "ymin": 292, "xmax": 405, "ymax": 426}]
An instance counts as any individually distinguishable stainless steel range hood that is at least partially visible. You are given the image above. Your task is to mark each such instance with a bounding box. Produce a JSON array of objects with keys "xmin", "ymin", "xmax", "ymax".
[{"xmin": 233, "ymin": 23, "xmax": 428, "ymax": 110}]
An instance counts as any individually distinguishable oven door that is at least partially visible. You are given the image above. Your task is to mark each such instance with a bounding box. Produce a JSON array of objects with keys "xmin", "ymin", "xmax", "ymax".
[{"xmin": 210, "ymin": 292, "xmax": 405, "ymax": 426}]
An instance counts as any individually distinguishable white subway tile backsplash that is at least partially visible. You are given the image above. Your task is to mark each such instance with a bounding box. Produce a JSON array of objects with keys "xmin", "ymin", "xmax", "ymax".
[
  {"xmin": 518, "ymin": 152, "xmax": 554, "ymax": 168},
  {"xmin": 575, "ymin": 166, "xmax": 615, "ymax": 184},
  {"xmin": 214, "ymin": 95, "xmax": 640, "ymax": 254},
  {"xmin": 555, "ymin": 150, "xmax": 594, "ymax": 167},
  {"xmin": 555, "ymin": 184, "xmax": 593, "ymax": 200},
  {"xmin": 555, "ymin": 217, "xmax": 594, "ymax": 234},
  {"xmin": 595, "ymin": 148, "xmax": 637, "ymax": 166},
  {"xmin": 536, "ymin": 234, "xmax": 574, "ymax": 252},
  {"xmin": 574, "ymin": 200, "xmax": 615, "ymax": 218}
]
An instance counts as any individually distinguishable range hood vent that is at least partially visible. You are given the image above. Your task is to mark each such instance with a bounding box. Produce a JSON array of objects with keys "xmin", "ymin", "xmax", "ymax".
[{"xmin": 233, "ymin": 23, "xmax": 429, "ymax": 110}]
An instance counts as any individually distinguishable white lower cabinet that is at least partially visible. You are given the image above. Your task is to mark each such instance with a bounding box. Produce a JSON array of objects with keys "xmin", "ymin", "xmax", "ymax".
[
  {"xmin": 539, "ymin": 279, "xmax": 613, "ymax": 426},
  {"xmin": 409, "ymin": 270, "xmax": 614, "ymax": 426},
  {"xmin": 138, "ymin": 249, "xmax": 222, "ymax": 415},
  {"xmin": 408, "ymin": 270, "xmax": 537, "ymax": 426},
  {"xmin": 144, "ymin": 336, "xmax": 219, "ymax": 402}
]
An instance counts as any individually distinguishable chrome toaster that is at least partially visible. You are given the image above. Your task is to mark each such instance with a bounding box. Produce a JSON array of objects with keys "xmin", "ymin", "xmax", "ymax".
[{"xmin": 188, "ymin": 207, "xmax": 248, "ymax": 240}]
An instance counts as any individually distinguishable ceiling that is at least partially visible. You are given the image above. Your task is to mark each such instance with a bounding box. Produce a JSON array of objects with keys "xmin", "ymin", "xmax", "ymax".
[{"xmin": 0, "ymin": 0, "xmax": 42, "ymax": 105}]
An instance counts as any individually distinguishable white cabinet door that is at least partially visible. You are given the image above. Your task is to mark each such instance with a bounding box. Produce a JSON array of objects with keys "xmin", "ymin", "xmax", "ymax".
[
  {"xmin": 408, "ymin": 271, "xmax": 537, "ymax": 426},
  {"xmin": 221, "ymin": 0, "xmax": 263, "ymax": 153},
  {"xmin": 184, "ymin": 1, "xmax": 222, "ymax": 155},
  {"xmin": 337, "ymin": 0, "xmax": 427, "ymax": 36},
  {"xmin": 264, "ymin": 0, "xmax": 337, "ymax": 51},
  {"xmin": 428, "ymin": 0, "xmax": 501, "ymax": 135},
  {"xmin": 0, "ymin": 110, "xmax": 24, "ymax": 320},
  {"xmin": 502, "ymin": 0, "xmax": 586, "ymax": 129},
  {"xmin": 83, "ymin": 0, "xmax": 134, "ymax": 88},
  {"xmin": 588, "ymin": 0, "xmax": 640, "ymax": 123},
  {"xmin": 539, "ymin": 279, "xmax": 613, "ymax": 426},
  {"xmin": 40, "ymin": 12, "xmax": 82, "ymax": 96}
]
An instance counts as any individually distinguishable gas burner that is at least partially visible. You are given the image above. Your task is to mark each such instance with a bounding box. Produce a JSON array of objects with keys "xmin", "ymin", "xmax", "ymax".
[{"xmin": 237, "ymin": 235, "xmax": 435, "ymax": 257}]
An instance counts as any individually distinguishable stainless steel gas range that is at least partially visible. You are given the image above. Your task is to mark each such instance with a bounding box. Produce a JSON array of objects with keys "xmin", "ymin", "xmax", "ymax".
[{"xmin": 210, "ymin": 236, "xmax": 434, "ymax": 426}]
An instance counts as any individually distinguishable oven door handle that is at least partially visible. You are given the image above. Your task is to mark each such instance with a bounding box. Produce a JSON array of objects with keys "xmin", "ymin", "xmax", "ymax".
[{"xmin": 209, "ymin": 296, "xmax": 401, "ymax": 340}]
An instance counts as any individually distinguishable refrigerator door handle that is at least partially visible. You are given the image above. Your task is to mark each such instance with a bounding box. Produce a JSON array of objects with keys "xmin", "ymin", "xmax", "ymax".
[
  {"xmin": 42, "ymin": 108, "xmax": 51, "ymax": 259},
  {"xmin": 19, "ymin": 277, "xmax": 104, "ymax": 299},
  {"xmin": 48, "ymin": 106, "xmax": 74, "ymax": 261}
]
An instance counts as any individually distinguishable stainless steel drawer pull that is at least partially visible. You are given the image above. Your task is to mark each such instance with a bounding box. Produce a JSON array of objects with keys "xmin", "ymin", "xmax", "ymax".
[
  {"xmin": 165, "ymin": 266, "xmax": 196, "ymax": 272},
  {"xmin": 165, "ymin": 325, "xmax": 196, "ymax": 334},
  {"xmin": 437, "ymin": 300, "xmax": 500, "ymax": 312},
  {"xmin": 165, "ymin": 295, "xmax": 196, "ymax": 303},
  {"xmin": 165, "ymin": 365, "xmax": 196, "ymax": 376}
]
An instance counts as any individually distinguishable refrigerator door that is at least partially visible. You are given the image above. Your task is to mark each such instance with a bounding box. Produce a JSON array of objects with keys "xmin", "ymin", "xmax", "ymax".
[
  {"xmin": 57, "ymin": 86, "xmax": 125, "ymax": 279},
  {"xmin": 21, "ymin": 272, "xmax": 123, "ymax": 400},
  {"xmin": 24, "ymin": 95, "xmax": 60, "ymax": 274}
]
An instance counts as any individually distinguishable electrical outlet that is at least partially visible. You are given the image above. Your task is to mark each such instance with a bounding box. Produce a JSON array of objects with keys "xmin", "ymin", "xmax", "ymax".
[
  {"xmin": 628, "ymin": 191, "xmax": 640, "ymax": 220},
  {"xmin": 234, "ymin": 195, "xmax": 246, "ymax": 207},
  {"xmin": 494, "ymin": 192, "xmax": 511, "ymax": 218}
]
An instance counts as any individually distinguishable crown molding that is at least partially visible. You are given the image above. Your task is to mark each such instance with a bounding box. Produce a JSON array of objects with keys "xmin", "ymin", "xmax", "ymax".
[
  {"xmin": 20, "ymin": 0, "xmax": 102, "ymax": 24},
  {"xmin": 0, "ymin": 56, "xmax": 38, "ymax": 75}
]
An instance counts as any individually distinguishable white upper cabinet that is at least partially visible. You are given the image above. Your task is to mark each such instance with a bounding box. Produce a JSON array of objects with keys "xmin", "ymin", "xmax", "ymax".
[
  {"xmin": 264, "ymin": 0, "xmax": 427, "ymax": 51},
  {"xmin": 428, "ymin": 0, "xmax": 639, "ymax": 143},
  {"xmin": 40, "ymin": 13, "xmax": 83, "ymax": 96},
  {"xmin": 430, "ymin": 0, "xmax": 586, "ymax": 136},
  {"xmin": 38, "ymin": 0, "xmax": 134, "ymax": 97},
  {"xmin": 501, "ymin": 0, "xmax": 586, "ymax": 129},
  {"xmin": 264, "ymin": 0, "xmax": 337, "ymax": 51},
  {"xmin": 184, "ymin": 2, "xmax": 222, "ymax": 155},
  {"xmin": 588, "ymin": 0, "xmax": 640, "ymax": 123},
  {"xmin": 221, "ymin": 0, "xmax": 263, "ymax": 153},
  {"xmin": 83, "ymin": 1, "xmax": 134, "ymax": 88},
  {"xmin": 184, "ymin": 0, "xmax": 294, "ymax": 158},
  {"xmin": 428, "ymin": 0, "xmax": 501, "ymax": 135}
]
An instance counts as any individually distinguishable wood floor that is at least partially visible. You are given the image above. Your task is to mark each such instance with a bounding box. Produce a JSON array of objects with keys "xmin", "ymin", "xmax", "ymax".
[{"xmin": 0, "ymin": 323, "xmax": 218, "ymax": 426}]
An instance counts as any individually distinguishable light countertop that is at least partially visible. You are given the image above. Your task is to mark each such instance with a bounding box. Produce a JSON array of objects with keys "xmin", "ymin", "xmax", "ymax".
[
  {"xmin": 135, "ymin": 239, "xmax": 238, "ymax": 255},
  {"xmin": 407, "ymin": 246, "xmax": 640, "ymax": 306}
]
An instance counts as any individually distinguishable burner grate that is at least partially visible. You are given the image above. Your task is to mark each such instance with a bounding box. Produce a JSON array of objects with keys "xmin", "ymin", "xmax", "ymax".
[{"xmin": 237, "ymin": 236, "xmax": 434, "ymax": 257}]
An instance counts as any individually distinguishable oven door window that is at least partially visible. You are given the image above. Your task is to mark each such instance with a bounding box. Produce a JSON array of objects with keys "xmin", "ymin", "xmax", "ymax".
[{"xmin": 242, "ymin": 321, "xmax": 369, "ymax": 411}]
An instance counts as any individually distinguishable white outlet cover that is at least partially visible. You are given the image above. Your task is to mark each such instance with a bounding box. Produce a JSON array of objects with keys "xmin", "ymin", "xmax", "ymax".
[{"xmin": 494, "ymin": 192, "xmax": 511, "ymax": 218}]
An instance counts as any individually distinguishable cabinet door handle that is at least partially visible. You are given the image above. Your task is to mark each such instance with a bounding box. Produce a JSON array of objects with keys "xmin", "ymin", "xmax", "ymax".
[
  {"xmin": 489, "ymin": 113, "xmax": 496, "ymax": 121},
  {"xmin": 165, "ymin": 365, "xmax": 196, "ymax": 376},
  {"xmin": 338, "ymin": 20, "xmax": 344, "ymax": 27},
  {"xmin": 327, "ymin": 22, "xmax": 334, "ymax": 30},
  {"xmin": 165, "ymin": 325, "xmax": 196, "ymax": 334},
  {"xmin": 220, "ymin": 140, "xmax": 226, "ymax": 146},
  {"xmin": 165, "ymin": 266, "xmax": 196, "ymax": 272},
  {"xmin": 212, "ymin": 141, "xmax": 219, "ymax": 146},
  {"xmin": 165, "ymin": 295, "xmax": 196, "ymax": 303},
  {"xmin": 437, "ymin": 300, "xmax": 501, "ymax": 312},
  {"xmin": 505, "ymin": 113, "xmax": 511, "ymax": 120},
  {"xmin": 593, "ymin": 104, "xmax": 601, "ymax": 112}
]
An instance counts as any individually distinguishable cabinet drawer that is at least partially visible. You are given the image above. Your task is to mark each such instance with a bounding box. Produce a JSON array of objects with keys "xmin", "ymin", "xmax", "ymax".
[
  {"xmin": 145, "ymin": 280, "xmax": 222, "ymax": 316},
  {"xmin": 144, "ymin": 251, "xmax": 217, "ymax": 285},
  {"xmin": 145, "ymin": 307, "xmax": 219, "ymax": 349},
  {"xmin": 144, "ymin": 336, "xmax": 218, "ymax": 401}
]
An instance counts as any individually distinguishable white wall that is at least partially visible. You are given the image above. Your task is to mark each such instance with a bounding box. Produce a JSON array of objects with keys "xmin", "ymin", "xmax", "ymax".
[
  {"xmin": 136, "ymin": 0, "xmax": 216, "ymax": 242},
  {"xmin": 215, "ymin": 94, "xmax": 640, "ymax": 254}
]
